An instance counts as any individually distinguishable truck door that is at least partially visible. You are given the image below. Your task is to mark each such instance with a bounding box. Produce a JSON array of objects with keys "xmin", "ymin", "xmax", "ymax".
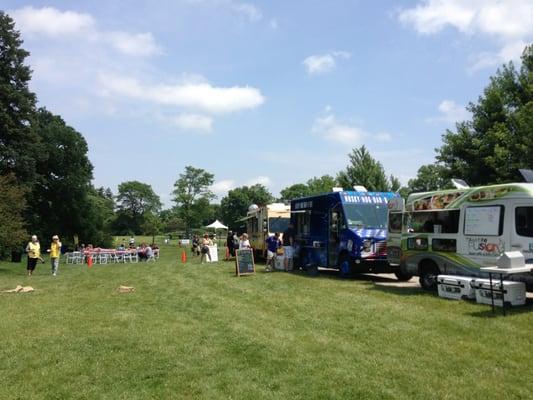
[
  {"xmin": 511, "ymin": 204, "xmax": 533, "ymax": 261},
  {"xmin": 328, "ymin": 205, "xmax": 342, "ymax": 266}
]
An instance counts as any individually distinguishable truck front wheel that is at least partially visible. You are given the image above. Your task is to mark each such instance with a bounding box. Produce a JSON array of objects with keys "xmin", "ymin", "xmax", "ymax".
[
  {"xmin": 338, "ymin": 253, "xmax": 353, "ymax": 279},
  {"xmin": 419, "ymin": 261, "xmax": 440, "ymax": 291},
  {"xmin": 394, "ymin": 270, "xmax": 413, "ymax": 281}
]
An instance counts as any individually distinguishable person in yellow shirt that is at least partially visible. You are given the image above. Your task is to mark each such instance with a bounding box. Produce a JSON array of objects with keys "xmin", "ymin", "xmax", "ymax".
[
  {"xmin": 48, "ymin": 235, "xmax": 62, "ymax": 276},
  {"xmin": 25, "ymin": 235, "xmax": 41, "ymax": 277}
]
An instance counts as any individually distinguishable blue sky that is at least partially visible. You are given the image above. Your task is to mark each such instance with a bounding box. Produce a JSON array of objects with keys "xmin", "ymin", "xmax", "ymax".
[{"xmin": 4, "ymin": 0, "xmax": 533, "ymax": 206}]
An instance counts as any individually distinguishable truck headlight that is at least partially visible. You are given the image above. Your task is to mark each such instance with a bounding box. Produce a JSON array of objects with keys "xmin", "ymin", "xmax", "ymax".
[{"xmin": 362, "ymin": 240, "xmax": 372, "ymax": 252}]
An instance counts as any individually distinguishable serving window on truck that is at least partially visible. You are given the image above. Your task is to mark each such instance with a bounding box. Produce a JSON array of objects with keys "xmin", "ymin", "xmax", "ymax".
[
  {"xmin": 269, "ymin": 217, "xmax": 289, "ymax": 233},
  {"xmin": 388, "ymin": 212, "xmax": 402, "ymax": 233},
  {"xmin": 515, "ymin": 207, "xmax": 533, "ymax": 237},
  {"xmin": 404, "ymin": 210, "xmax": 460, "ymax": 234},
  {"xmin": 464, "ymin": 205, "xmax": 504, "ymax": 236}
]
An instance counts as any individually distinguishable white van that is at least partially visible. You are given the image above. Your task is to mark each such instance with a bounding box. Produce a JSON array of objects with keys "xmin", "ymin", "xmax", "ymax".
[{"xmin": 388, "ymin": 183, "xmax": 533, "ymax": 290}]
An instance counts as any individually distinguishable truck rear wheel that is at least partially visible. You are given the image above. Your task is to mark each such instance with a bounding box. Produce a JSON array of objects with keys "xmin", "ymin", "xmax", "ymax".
[{"xmin": 419, "ymin": 261, "xmax": 440, "ymax": 291}]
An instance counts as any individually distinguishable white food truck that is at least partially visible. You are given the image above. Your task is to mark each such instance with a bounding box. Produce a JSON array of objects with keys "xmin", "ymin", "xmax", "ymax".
[
  {"xmin": 241, "ymin": 203, "xmax": 290, "ymax": 259},
  {"xmin": 388, "ymin": 181, "xmax": 533, "ymax": 291}
]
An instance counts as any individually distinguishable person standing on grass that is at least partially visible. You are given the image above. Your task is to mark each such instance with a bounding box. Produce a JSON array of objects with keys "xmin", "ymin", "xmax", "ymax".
[
  {"xmin": 200, "ymin": 234, "xmax": 213, "ymax": 264},
  {"xmin": 25, "ymin": 235, "xmax": 41, "ymax": 277},
  {"xmin": 48, "ymin": 235, "xmax": 62, "ymax": 276},
  {"xmin": 225, "ymin": 230, "xmax": 235, "ymax": 260},
  {"xmin": 238, "ymin": 233, "xmax": 251, "ymax": 249},
  {"xmin": 282, "ymin": 223, "xmax": 296, "ymax": 271},
  {"xmin": 265, "ymin": 232, "xmax": 282, "ymax": 272}
]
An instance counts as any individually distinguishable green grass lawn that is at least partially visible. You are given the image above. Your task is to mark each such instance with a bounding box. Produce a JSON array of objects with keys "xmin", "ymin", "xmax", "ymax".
[{"xmin": 1, "ymin": 243, "xmax": 532, "ymax": 399}]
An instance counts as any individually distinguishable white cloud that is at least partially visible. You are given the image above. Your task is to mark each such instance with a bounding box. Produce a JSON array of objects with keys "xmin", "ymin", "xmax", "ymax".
[
  {"xmin": 98, "ymin": 73, "xmax": 265, "ymax": 114},
  {"xmin": 211, "ymin": 179, "xmax": 236, "ymax": 195},
  {"xmin": 375, "ymin": 133, "xmax": 393, "ymax": 142},
  {"xmin": 427, "ymin": 100, "xmax": 470, "ymax": 123},
  {"xmin": 269, "ymin": 18, "xmax": 279, "ymax": 30},
  {"xmin": 171, "ymin": 113, "xmax": 213, "ymax": 132},
  {"xmin": 312, "ymin": 110, "xmax": 394, "ymax": 145},
  {"xmin": 312, "ymin": 114, "xmax": 366, "ymax": 145},
  {"xmin": 232, "ymin": 2, "xmax": 263, "ymax": 22},
  {"xmin": 211, "ymin": 176, "xmax": 271, "ymax": 198},
  {"xmin": 397, "ymin": 1, "xmax": 533, "ymax": 69},
  {"xmin": 246, "ymin": 176, "xmax": 272, "ymax": 186},
  {"xmin": 106, "ymin": 31, "xmax": 161, "ymax": 57},
  {"xmin": 303, "ymin": 51, "xmax": 351, "ymax": 75},
  {"xmin": 10, "ymin": 6, "xmax": 95, "ymax": 37},
  {"xmin": 10, "ymin": 6, "xmax": 161, "ymax": 57}
]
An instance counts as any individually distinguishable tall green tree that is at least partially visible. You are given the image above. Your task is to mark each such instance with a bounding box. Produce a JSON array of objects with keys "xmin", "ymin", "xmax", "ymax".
[
  {"xmin": 407, "ymin": 164, "xmax": 451, "ymax": 193},
  {"xmin": 306, "ymin": 175, "xmax": 337, "ymax": 194},
  {"xmin": 437, "ymin": 44, "xmax": 533, "ymax": 185},
  {"xmin": 172, "ymin": 166, "xmax": 214, "ymax": 232},
  {"xmin": 0, "ymin": 174, "xmax": 27, "ymax": 256},
  {"xmin": 279, "ymin": 183, "xmax": 310, "ymax": 201},
  {"xmin": 337, "ymin": 145, "xmax": 397, "ymax": 191},
  {"xmin": 279, "ymin": 175, "xmax": 338, "ymax": 201},
  {"xmin": 81, "ymin": 186, "xmax": 114, "ymax": 247},
  {"xmin": 220, "ymin": 184, "xmax": 273, "ymax": 229},
  {"xmin": 114, "ymin": 181, "xmax": 162, "ymax": 235},
  {"xmin": 0, "ymin": 12, "xmax": 40, "ymax": 185},
  {"xmin": 27, "ymin": 108, "xmax": 94, "ymax": 242}
]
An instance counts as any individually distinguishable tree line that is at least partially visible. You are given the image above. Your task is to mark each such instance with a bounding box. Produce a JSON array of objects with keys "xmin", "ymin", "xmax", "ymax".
[{"xmin": 1, "ymin": 10, "xmax": 532, "ymax": 254}]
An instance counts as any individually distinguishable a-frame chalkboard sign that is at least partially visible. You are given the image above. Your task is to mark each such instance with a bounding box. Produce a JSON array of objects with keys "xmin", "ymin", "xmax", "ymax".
[{"xmin": 235, "ymin": 249, "xmax": 255, "ymax": 276}]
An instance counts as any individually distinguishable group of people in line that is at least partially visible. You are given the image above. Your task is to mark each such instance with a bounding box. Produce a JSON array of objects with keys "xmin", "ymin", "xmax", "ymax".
[
  {"xmin": 223, "ymin": 223, "xmax": 296, "ymax": 272},
  {"xmin": 191, "ymin": 234, "xmax": 215, "ymax": 264},
  {"xmin": 25, "ymin": 234, "xmax": 62, "ymax": 277}
]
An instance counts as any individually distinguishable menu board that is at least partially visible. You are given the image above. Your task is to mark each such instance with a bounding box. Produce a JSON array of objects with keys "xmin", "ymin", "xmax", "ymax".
[
  {"xmin": 464, "ymin": 206, "xmax": 501, "ymax": 236},
  {"xmin": 236, "ymin": 249, "xmax": 255, "ymax": 276}
]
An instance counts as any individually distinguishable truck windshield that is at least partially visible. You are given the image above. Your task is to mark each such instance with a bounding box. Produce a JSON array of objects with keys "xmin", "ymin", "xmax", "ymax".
[
  {"xmin": 269, "ymin": 217, "xmax": 290, "ymax": 233},
  {"xmin": 344, "ymin": 203, "xmax": 388, "ymax": 229}
]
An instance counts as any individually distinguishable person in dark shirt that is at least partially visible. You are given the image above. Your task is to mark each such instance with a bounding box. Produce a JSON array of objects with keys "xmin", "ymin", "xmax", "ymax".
[
  {"xmin": 225, "ymin": 231, "xmax": 235, "ymax": 259},
  {"xmin": 265, "ymin": 232, "xmax": 281, "ymax": 272},
  {"xmin": 282, "ymin": 224, "xmax": 296, "ymax": 271}
]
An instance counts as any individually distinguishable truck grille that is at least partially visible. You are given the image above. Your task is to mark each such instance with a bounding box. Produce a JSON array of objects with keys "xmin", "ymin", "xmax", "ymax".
[{"xmin": 375, "ymin": 241, "xmax": 387, "ymax": 257}]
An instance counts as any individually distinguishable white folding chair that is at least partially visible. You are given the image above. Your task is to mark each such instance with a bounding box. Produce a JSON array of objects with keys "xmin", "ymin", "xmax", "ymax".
[
  {"xmin": 99, "ymin": 252, "xmax": 109, "ymax": 264},
  {"xmin": 130, "ymin": 251, "xmax": 139, "ymax": 263}
]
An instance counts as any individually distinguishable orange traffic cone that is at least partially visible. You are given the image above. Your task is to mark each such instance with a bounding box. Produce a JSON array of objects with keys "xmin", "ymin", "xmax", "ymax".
[
  {"xmin": 87, "ymin": 255, "xmax": 93, "ymax": 269},
  {"xmin": 181, "ymin": 250, "xmax": 187, "ymax": 263}
]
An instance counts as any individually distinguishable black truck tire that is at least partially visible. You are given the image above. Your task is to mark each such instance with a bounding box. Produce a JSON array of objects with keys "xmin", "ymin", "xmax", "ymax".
[
  {"xmin": 394, "ymin": 270, "xmax": 413, "ymax": 281},
  {"xmin": 419, "ymin": 261, "xmax": 440, "ymax": 291}
]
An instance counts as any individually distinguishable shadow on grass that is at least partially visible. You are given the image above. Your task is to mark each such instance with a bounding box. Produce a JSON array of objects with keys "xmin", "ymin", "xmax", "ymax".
[
  {"xmin": 368, "ymin": 283, "xmax": 437, "ymax": 298},
  {"xmin": 467, "ymin": 298, "xmax": 533, "ymax": 318}
]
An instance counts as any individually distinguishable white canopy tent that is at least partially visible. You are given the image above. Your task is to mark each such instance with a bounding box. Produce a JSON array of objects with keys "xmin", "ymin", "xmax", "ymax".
[
  {"xmin": 205, "ymin": 220, "xmax": 228, "ymax": 246},
  {"xmin": 205, "ymin": 220, "xmax": 228, "ymax": 230}
]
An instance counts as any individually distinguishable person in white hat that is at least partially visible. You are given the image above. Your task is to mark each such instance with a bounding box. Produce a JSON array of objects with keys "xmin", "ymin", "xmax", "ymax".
[{"xmin": 48, "ymin": 235, "xmax": 62, "ymax": 276}]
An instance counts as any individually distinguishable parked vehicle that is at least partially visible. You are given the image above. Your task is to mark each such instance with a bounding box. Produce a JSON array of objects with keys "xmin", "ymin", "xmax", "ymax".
[
  {"xmin": 241, "ymin": 203, "xmax": 290, "ymax": 259},
  {"xmin": 388, "ymin": 182, "xmax": 533, "ymax": 290},
  {"xmin": 291, "ymin": 190, "xmax": 408, "ymax": 278}
]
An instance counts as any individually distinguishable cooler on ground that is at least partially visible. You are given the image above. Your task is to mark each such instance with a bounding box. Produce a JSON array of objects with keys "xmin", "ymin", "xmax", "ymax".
[
  {"xmin": 437, "ymin": 275, "xmax": 475, "ymax": 300},
  {"xmin": 471, "ymin": 279, "xmax": 526, "ymax": 307},
  {"xmin": 274, "ymin": 255, "xmax": 285, "ymax": 271}
]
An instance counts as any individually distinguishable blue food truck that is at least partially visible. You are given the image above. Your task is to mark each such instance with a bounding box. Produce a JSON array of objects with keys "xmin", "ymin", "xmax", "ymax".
[{"xmin": 291, "ymin": 190, "xmax": 411, "ymax": 279}]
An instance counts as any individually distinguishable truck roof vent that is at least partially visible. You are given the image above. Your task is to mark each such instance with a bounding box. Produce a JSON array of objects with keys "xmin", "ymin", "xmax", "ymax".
[
  {"xmin": 451, "ymin": 179, "xmax": 469, "ymax": 189},
  {"xmin": 332, "ymin": 187, "xmax": 343, "ymax": 192},
  {"xmin": 353, "ymin": 185, "xmax": 368, "ymax": 192},
  {"xmin": 519, "ymin": 169, "xmax": 533, "ymax": 183}
]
